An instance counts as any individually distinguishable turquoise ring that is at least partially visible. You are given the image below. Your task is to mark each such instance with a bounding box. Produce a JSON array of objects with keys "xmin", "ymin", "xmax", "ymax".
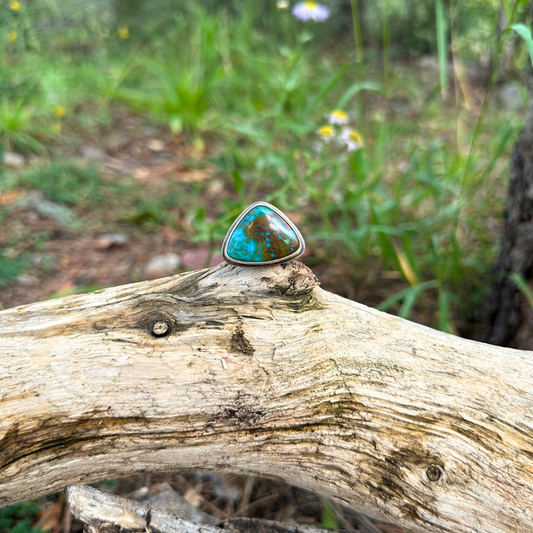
[{"xmin": 222, "ymin": 201, "xmax": 305, "ymax": 266}]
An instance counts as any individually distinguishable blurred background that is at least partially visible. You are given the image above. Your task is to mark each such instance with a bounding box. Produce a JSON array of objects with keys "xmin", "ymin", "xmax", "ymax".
[{"xmin": 0, "ymin": 0, "xmax": 531, "ymax": 531}]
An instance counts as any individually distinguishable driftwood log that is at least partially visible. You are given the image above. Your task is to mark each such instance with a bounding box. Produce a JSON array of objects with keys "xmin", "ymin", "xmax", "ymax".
[{"xmin": 1, "ymin": 261, "xmax": 533, "ymax": 533}]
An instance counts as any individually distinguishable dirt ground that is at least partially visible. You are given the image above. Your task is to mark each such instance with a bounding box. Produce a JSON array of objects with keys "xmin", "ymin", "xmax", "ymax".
[{"xmin": 1, "ymin": 110, "xmax": 414, "ymax": 320}]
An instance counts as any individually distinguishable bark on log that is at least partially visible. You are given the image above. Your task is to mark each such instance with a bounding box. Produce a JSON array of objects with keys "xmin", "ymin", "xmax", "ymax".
[{"xmin": 1, "ymin": 261, "xmax": 533, "ymax": 533}]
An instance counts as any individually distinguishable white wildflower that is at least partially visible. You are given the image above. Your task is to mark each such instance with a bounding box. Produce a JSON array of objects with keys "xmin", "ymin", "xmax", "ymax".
[
  {"xmin": 292, "ymin": 2, "xmax": 330, "ymax": 22},
  {"xmin": 340, "ymin": 128, "xmax": 364, "ymax": 152},
  {"xmin": 326, "ymin": 109, "xmax": 348, "ymax": 125},
  {"xmin": 318, "ymin": 125, "xmax": 335, "ymax": 142}
]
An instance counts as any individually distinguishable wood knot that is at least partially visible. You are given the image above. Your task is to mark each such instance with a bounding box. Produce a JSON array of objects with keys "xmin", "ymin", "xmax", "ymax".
[
  {"xmin": 151, "ymin": 321, "xmax": 171, "ymax": 337},
  {"xmin": 181, "ymin": 260, "xmax": 320, "ymax": 305},
  {"xmin": 230, "ymin": 324, "xmax": 254, "ymax": 356},
  {"xmin": 272, "ymin": 261, "xmax": 320, "ymax": 297},
  {"xmin": 426, "ymin": 464, "xmax": 442, "ymax": 482}
]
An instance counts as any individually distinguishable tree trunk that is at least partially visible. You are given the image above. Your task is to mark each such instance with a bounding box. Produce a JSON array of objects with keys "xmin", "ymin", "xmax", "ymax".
[
  {"xmin": 480, "ymin": 114, "xmax": 533, "ymax": 348},
  {"xmin": 481, "ymin": 3, "xmax": 533, "ymax": 349},
  {"xmin": 1, "ymin": 262, "xmax": 533, "ymax": 533}
]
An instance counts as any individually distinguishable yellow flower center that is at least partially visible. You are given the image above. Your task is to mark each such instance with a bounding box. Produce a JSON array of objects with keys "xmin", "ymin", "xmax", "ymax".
[
  {"xmin": 54, "ymin": 105, "xmax": 66, "ymax": 118},
  {"xmin": 304, "ymin": 1, "xmax": 318, "ymax": 9},
  {"xmin": 349, "ymin": 130, "xmax": 363, "ymax": 144},
  {"xmin": 331, "ymin": 110, "xmax": 347, "ymax": 120},
  {"xmin": 8, "ymin": 31, "xmax": 17, "ymax": 42},
  {"xmin": 10, "ymin": 1, "xmax": 21, "ymax": 11},
  {"xmin": 318, "ymin": 125, "xmax": 334, "ymax": 137},
  {"xmin": 118, "ymin": 25, "xmax": 129, "ymax": 39}
]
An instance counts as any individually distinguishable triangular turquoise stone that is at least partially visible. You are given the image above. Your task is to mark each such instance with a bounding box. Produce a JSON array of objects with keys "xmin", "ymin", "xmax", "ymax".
[{"xmin": 226, "ymin": 205, "xmax": 300, "ymax": 263}]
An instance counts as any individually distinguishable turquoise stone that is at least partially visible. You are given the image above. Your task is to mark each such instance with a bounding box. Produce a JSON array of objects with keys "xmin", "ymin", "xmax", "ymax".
[{"xmin": 226, "ymin": 205, "xmax": 300, "ymax": 263}]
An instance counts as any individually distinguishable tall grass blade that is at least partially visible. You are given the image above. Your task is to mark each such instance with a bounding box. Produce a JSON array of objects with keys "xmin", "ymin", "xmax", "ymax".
[
  {"xmin": 377, "ymin": 280, "xmax": 438, "ymax": 313},
  {"xmin": 393, "ymin": 243, "xmax": 419, "ymax": 286},
  {"xmin": 510, "ymin": 273, "xmax": 533, "ymax": 309},
  {"xmin": 336, "ymin": 81, "xmax": 382, "ymax": 109},
  {"xmin": 383, "ymin": 0, "xmax": 391, "ymax": 86},
  {"xmin": 349, "ymin": 0, "xmax": 364, "ymax": 63},
  {"xmin": 511, "ymin": 24, "xmax": 533, "ymax": 66},
  {"xmin": 501, "ymin": 0, "xmax": 511, "ymax": 21},
  {"xmin": 377, "ymin": 286, "xmax": 414, "ymax": 312},
  {"xmin": 301, "ymin": 65, "xmax": 350, "ymax": 119},
  {"xmin": 399, "ymin": 285, "xmax": 422, "ymax": 319},
  {"xmin": 436, "ymin": 0, "xmax": 448, "ymax": 98},
  {"xmin": 320, "ymin": 499, "xmax": 340, "ymax": 530},
  {"xmin": 438, "ymin": 289, "xmax": 455, "ymax": 333},
  {"xmin": 232, "ymin": 170, "xmax": 245, "ymax": 203},
  {"xmin": 476, "ymin": 125, "xmax": 514, "ymax": 183}
]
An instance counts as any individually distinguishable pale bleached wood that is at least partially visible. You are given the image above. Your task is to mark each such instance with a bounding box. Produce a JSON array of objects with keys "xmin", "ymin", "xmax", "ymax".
[
  {"xmin": 66, "ymin": 484, "xmax": 338, "ymax": 533},
  {"xmin": 67, "ymin": 485, "xmax": 224, "ymax": 533},
  {"xmin": 1, "ymin": 261, "xmax": 533, "ymax": 533}
]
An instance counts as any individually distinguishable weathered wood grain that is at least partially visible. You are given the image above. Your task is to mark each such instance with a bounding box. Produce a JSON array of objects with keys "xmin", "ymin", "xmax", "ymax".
[
  {"xmin": 67, "ymin": 484, "xmax": 226, "ymax": 533},
  {"xmin": 1, "ymin": 261, "xmax": 533, "ymax": 533}
]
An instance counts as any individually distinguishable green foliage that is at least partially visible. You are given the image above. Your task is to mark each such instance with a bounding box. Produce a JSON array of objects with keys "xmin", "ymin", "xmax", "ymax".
[
  {"xmin": 0, "ymin": 100, "xmax": 45, "ymax": 154},
  {"xmin": 511, "ymin": 23, "xmax": 533, "ymax": 66},
  {"xmin": 0, "ymin": 501, "xmax": 43, "ymax": 533},
  {"xmin": 0, "ymin": 253, "xmax": 30, "ymax": 287},
  {"xmin": 46, "ymin": 285, "xmax": 103, "ymax": 299},
  {"xmin": 114, "ymin": 8, "xmax": 225, "ymax": 138},
  {"xmin": 127, "ymin": 188, "xmax": 182, "ymax": 227},
  {"xmin": 116, "ymin": 61, "xmax": 213, "ymax": 138},
  {"xmin": 320, "ymin": 499, "xmax": 340, "ymax": 530},
  {"xmin": 0, "ymin": 0, "xmax": 529, "ymax": 332},
  {"xmin": 17, "ymin": 163, "xmax": 104, "ymax": 205}
]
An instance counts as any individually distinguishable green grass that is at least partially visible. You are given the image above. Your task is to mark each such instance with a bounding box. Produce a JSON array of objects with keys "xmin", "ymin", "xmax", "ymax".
[
  {"xmin": 0, "ymin": 501, "xmax": 44, "ymax": 533},
  {"xmin": 0, "ymin": 2, "xmax": 529, "ymax": 327},
  {"xmin": 17, "ymin": 162, "xmax": 105, "ymax": 205},
  {"xmin": 0, "ymin": 253, "xmax": 31, "ymax": 288}
]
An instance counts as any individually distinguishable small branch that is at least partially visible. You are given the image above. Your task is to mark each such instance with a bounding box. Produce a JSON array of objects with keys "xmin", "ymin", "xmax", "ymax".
[
  {"xmin": 66, "ymin": 485, "xmax": 340, "ymax": 533},
  {"xmin": 68, "ymin": 485, "xmax": 225, "ymax": 533}
]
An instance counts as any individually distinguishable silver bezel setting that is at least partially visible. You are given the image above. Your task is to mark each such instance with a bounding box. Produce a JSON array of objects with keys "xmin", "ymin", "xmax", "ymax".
[{"xmin": 222, "ymin": 201, "xmax": 305, "ymax": 266}]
